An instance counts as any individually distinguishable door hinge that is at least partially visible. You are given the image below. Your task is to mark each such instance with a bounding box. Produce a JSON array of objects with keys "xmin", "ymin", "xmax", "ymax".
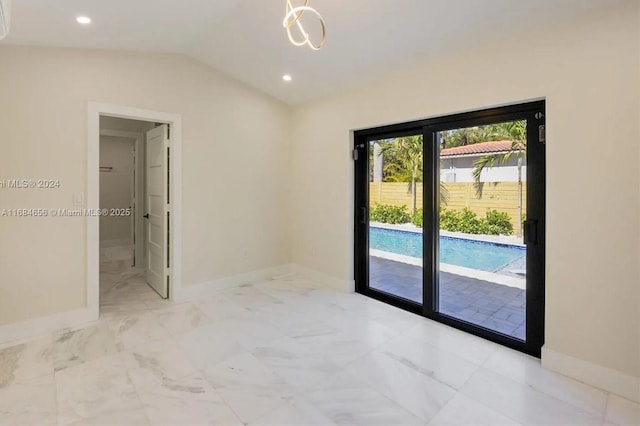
[
  {"xmin": 539, "ymin": 125, "xmax": 546, "ymax": 144},
  {"xmin": 352, "ymin": 144, "xmax": 365, "ymax": 160}
]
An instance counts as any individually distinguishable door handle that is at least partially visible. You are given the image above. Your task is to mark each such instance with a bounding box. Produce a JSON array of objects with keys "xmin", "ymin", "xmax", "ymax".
[
  {"xmin": 523, "ymin": 219, "xmax": 538, "ymax": 245},
  {"xmin": 143, "ymin": 214, "xmax": 149, "ymax": 219},
  {"xmin": 360, "ymin": 207, "xmax": 367, "ymax": 224}
]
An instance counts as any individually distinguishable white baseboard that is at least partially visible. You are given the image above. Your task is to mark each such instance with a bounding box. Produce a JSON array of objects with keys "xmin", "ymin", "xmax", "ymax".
[
  {"xmin": 289, "ymin": 264, "xmax": 355, "ymax": 293},
  {"xmin": 177, "ymin": 264, "xmax": 296, "ymax": 301},
  {"xmin": 100, "ymin": 238, "xmax": 131, "ymax": 248},
  {"xmin": 0, "ymin": 307, "xmax": 98, "ymax": 348},
  {"xmin": 542, "ymin": 347, "xmax": 640, "ymax": 403}
]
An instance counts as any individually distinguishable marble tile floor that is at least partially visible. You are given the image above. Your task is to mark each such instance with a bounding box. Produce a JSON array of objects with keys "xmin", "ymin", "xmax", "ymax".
[{"xmin": 0, "ymin": 254, "xmax": 638, "ymax": 425}]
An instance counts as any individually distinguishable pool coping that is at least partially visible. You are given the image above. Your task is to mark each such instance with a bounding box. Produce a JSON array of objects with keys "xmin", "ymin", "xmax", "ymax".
[
  {"xmin": 370, "ymin": 249, "xmax": 526, "ymax": 290},
  {"xmin": 370, "ymin": 222, "xmax": 527, "ymax": 248}
]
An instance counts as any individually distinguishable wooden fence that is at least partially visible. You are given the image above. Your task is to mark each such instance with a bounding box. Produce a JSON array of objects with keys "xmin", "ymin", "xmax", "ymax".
[{"xmin": 369, "ymin": 182, "xmax": 526, "ymax": 225}]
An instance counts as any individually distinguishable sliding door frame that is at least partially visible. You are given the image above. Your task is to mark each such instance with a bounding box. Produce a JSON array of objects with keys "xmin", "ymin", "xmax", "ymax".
[{"xmin": 354, "ymin": 100, "xmax": 546, "ymax": 357}]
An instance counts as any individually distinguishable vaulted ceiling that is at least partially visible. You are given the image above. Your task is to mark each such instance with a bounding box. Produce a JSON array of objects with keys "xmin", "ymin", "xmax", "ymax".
[{"xmin": 2, "ymin": 0, "xmax": 624, "ymax": 104}]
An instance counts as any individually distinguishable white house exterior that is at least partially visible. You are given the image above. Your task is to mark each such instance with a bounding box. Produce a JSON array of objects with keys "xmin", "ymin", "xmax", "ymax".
[
  {"xmin": 439, "ymin": 140, "xmax": 526, "ymax": 183},
  {"xmin": 371, "ymin": 140, "xmax": 525, "ymax": 183}
]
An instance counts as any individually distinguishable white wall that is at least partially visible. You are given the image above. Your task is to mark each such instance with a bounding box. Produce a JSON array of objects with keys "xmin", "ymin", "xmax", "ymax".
[
  {"xmin": 290, "ymin": 0, "xmax": 640, "ymax": 390},
  {"xmin": 99, "ymin": 136, "xmax": 134, "ymax": 244},
  {"xmin": 441, "ymin": 156, "xmax": 524, "ymax": 183},
  {"xmin": 0, "ymin": 46, "xmax": 291, "ymax": 326}
]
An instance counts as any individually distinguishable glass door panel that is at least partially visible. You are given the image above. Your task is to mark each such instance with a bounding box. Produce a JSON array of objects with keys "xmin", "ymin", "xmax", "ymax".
[
  {"xmin": 437, "ymin": 121, "xmax": 527, "ymax": 340},
  {"xmin": 355, "ymin": 100, "xmax": 545, "ymax": 356},
  {"xmin": 368, "ymin": 135, "xmax": 423, "ymax": 304}
]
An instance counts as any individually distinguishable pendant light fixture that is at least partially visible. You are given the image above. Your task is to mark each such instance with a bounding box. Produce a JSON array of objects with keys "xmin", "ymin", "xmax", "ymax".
[{"xmin": 283, "ymin": 0, "xmax": 326, "ymax": 51}]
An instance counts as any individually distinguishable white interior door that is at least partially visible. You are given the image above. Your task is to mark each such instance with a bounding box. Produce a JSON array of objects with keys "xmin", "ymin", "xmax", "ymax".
[{"xmin": 145, "ymin": 124, "xmax": 169, "ymax": 298}]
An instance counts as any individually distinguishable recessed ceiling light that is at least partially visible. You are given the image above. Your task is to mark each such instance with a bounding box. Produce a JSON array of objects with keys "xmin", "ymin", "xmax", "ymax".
[
  {"xmin": 282, "ymin": 74, "xmax": 292, "ymax": 82},
  {"xmin": 76, "ymin": 16, "xmax": 92, "ymax": 25}
]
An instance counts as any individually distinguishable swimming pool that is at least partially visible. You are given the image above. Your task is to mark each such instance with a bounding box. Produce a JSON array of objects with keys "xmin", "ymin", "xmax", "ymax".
[{"xmin": 369, "ymin": 226, "xmax": 525, "ymax": 272}]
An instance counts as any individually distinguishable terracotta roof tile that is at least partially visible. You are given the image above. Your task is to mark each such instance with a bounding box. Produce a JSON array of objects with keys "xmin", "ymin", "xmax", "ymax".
[{"xmin": 440, "ymin": 140, "xmax": 515, "ymax": 157}]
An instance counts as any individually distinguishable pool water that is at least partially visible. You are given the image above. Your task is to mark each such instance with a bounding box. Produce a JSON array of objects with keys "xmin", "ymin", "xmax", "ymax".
[{"xmin": 369, "ymin": 227, "xmax": 525, "ymax": 272}]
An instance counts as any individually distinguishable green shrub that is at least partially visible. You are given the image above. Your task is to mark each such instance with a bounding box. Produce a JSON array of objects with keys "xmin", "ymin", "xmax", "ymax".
[
  {"xmin": 485, "ymin": 210, "xmax": 514, "ymax": 235},
  {"xmin": 439, "ymin": 208, "xmax": 461, "ymax": 231},
  {"xmin": 371, "ymin": 205, "xmax": 514, "ymax": 235},
  {"xmin": 457, "ymin": 208, "xmax": 485, "ymax": 234},
  {"xmin": 440, "ymin": 208, "xmax": 484, "ymax": 233},
  {"xmin": 439, "ymin": 207, "xmax": 513, "ymax": 235},
  {"xmin": 370, "ymin": 204, "xmax": 411, "ymax": 224},
  {"xmin": 413, "ymin": 209, "xmax": 423, "ymax": 228}
]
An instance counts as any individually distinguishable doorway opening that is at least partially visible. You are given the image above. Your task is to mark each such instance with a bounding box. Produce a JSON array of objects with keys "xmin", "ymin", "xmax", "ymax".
[
  {"xmin": 99, "ymin": 117, "xmax": 167, "ymax": 314},
  {"xmin": 88, "ymin": 103, "xmax": 183, "ymax": 319},
  {"xmin": 354, "ymin": 101, "xmax": 545, "ymax": 356}
]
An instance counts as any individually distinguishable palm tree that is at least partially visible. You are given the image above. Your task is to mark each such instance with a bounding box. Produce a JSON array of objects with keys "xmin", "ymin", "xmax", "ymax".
[
  {"xmin": 380, "ymin": 136, "xmax": 423, "ymax": 214},
  {"xmin": 441, "ymin": 127, "xmax": 483, "ymax": 148},
  {"xmin": 378, "ymin": 136, "xmax": 449, "ymax": 216},
  {"xmin": 471, "ymin": 121, "xmax": 526, "ymax": 236}
]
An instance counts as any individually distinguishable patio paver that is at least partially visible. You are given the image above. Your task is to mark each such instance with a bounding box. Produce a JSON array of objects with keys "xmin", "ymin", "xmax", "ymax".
[{"xmin": 370, "ymin": 256, "xmax": 526, "ymax": 340}]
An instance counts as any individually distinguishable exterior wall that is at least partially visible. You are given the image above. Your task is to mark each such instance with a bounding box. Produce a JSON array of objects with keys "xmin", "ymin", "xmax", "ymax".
[{"xmin": 441, "ymin": 155, "xmax": 525, "ymax": 183}]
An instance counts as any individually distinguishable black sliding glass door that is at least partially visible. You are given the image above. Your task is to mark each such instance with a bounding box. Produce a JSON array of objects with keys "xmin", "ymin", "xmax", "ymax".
[{"xmin": 354, "ymin": 101, "xmax": 545, "ymax": 356}]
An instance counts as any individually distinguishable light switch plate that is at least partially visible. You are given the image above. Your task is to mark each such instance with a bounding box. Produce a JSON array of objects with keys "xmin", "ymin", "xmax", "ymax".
[{"xmin": 73, "ymin": 192, "xmax": 84, "ymax": 206}]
